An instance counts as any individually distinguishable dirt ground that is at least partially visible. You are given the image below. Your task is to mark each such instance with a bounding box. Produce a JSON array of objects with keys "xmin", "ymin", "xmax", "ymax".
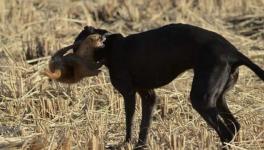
[{"xmin": 0, "ymin": 0, "xmax": 263, "ymax": 149}]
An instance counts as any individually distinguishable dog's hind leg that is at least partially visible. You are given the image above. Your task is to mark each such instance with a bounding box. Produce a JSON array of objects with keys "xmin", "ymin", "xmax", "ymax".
[
  {"xmin": 190, "ymin": 61, "xmax": 235, "ymax": 147},
  {"xmin": 217, "ymin": 68, "xmax": 240, "ymax": 136}
]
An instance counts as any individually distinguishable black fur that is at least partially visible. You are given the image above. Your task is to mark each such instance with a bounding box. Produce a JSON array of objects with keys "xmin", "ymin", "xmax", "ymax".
[{"xmin": 75, "ymin": 24, "xmax": 264, "ymax": 149}]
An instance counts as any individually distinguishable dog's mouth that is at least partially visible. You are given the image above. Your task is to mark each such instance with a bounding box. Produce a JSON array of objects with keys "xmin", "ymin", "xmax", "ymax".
[
  {"xmin": 101, "ymin": 35, "xmax": 107, "ymax": 43},
  {"xmin": 97, "ymin": 34, "xmax": 107, "ymax": 48}
]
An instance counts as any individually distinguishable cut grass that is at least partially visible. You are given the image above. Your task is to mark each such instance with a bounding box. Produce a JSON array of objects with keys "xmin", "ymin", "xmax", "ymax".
[{"xmin": 0, "ymin": 0, "xmax": 263, "ymax": 149}]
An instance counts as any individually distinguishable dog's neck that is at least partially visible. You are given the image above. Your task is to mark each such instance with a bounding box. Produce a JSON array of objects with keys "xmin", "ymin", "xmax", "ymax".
[{"xmin": 94, "ymin": 33, "xmax": 124, "ymax": 67}]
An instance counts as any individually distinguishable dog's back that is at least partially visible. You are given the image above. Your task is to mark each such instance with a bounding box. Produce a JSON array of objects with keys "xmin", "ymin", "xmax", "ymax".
[{"xmin": 106, "ymin": 24, "xmax": 241, "ymax": 88}]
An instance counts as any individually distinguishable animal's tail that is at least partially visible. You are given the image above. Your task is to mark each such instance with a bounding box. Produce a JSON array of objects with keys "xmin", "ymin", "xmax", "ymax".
[{"xmin": 234, "ymin": 52, "xmax": 264, "ymax": 81}]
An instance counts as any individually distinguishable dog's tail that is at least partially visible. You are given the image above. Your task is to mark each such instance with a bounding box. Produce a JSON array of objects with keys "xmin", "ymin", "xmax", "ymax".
[{"xmin": 234, "ymin": 52, "xmax": 264, "ymax": 81}]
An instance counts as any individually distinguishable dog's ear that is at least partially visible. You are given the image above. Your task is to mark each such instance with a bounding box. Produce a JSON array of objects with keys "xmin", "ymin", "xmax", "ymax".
[{"xmin": 107, "ymin": 33, "xmax": 124, "ymax": 41}]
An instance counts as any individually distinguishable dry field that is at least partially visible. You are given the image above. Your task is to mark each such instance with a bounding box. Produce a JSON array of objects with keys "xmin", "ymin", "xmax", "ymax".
[{"xmin": 0, "ymin": 0, "xmax": 264, "ymax": 149}]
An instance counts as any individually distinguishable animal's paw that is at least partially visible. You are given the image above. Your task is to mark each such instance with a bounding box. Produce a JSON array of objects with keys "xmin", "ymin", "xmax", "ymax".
[
  {"xmin": 41, "ymin": 69, "xmax": 61, "ymax": 80},
  {"xmin": 105, "ymin": 141, "xmax": 133, "ymax": 150}
]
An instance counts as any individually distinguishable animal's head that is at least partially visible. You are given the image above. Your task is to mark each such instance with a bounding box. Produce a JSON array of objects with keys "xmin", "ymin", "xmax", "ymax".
[
  {"xmin": 82, "ymin": 33, "xmax": 106, "ymax": 49},
  {"xmin": 72, "ymin": 33, "xmax": 106, "ymax": 71},
  {"xmin": 73, "ymin": 26, "xmax": 110, "ymax": 52}
]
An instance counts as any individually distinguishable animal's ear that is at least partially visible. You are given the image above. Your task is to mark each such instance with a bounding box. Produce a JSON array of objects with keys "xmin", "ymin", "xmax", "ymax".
[{"xmin": 108, "ymin": 33, "xmax": 124, "ymax": 41}]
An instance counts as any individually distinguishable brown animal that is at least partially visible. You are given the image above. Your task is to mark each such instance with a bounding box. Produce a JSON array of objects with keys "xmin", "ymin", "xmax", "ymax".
[
  {"xmin": 75, "ymin": 34, "xmax": 105, "ymax": 70},
  {"xmin": 43, "ymin": 34, "xmax": 105, "ymax": 83}
]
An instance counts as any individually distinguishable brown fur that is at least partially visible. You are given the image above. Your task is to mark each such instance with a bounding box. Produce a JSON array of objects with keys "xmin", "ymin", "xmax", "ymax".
[
  {"xmin": 75, "ymin": 34, "xmax": 105, "ymax": 70},
  {"xmin": 43, "ymin": 34, "xmax": 105, "ymax": 83}
]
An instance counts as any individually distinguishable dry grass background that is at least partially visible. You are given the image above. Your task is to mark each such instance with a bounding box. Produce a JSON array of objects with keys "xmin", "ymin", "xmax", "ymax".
[{"xmin": 0, "ymin": 0, "xmax": 264, "ymax": 149}]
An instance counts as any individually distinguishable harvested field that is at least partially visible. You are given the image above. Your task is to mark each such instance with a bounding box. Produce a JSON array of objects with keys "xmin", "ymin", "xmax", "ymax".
[{"xmin": 0, "ymin": 0, "xmax": 263, "ymax": 149}]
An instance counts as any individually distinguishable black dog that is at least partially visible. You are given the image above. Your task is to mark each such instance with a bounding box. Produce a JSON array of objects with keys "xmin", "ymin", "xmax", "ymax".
[{"xmin": 74, "ymin": 24, "xmax": 264, "ymax": 149}]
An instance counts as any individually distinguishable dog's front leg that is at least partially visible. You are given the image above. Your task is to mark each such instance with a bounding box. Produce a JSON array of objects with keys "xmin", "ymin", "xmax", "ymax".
[
  {"xmin": 136, "ymin": 89, "xmax": 156, "ymax": 149},
  {"xmin": 110, "ymin": 74, "xmax": 136, "ymax": 143},
  {"xmin": 123, "ymin": 91, "xmax": 136, "ymax": 142}
]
